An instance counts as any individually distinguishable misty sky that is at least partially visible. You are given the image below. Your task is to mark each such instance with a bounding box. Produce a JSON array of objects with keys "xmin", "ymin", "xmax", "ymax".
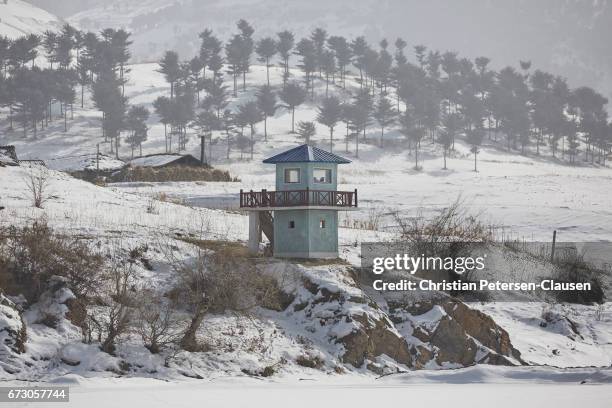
[{"xmin": 30, "ymin": 0, "xmax": 612, "ymax": 103}]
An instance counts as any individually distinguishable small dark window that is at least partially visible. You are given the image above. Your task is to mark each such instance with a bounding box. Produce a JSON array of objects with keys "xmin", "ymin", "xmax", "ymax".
[
  {"xmin": 289, "ymin": 220, "xmax": 295, "ymax": 229},
  {"xmin": 319, "ymin": 219, "xmax": 326, "ymax": 228}
]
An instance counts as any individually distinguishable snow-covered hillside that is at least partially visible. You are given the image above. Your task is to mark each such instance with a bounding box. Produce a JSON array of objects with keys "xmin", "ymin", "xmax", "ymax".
[
  {"xmin": 44, "ymin": 0, "xmax": 612, "ymax": 105},
  {"xmin": 3, "ymin": 62, "xmax": 612, "ymax": 243},
  {"xmin": 0, "ymin": 0, "xmax": 62, "ymax": 39}
]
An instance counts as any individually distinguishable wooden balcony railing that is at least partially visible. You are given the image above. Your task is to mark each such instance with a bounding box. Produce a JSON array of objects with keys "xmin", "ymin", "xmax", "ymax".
[{"xmin": 240, "ymin": 188, "xmax": 358, "ymax": 208}]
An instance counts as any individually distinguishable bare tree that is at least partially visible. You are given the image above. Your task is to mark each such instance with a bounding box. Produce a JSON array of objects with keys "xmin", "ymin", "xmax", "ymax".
[
  {"xmin": 24, "ymin": 166, "xmax": 51, "ymax": 208},
  {"xmin": 88, "ymin": 255, "xmax": 136, "ymax": 355},
  {"xmin": 135, "ymin": 290, "xmax": 183, "ymax": 354}
]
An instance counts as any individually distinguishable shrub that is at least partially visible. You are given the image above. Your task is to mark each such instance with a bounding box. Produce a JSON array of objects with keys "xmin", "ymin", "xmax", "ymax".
[{"xmin": 0, "ymin": 221, "xmax": 104, "ymax": 302}]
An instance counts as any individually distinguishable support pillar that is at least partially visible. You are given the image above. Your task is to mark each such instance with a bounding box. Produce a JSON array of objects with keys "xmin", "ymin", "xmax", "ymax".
[{"xmin": 248, "ymin": 211, "xmax": 261, "ymax": 254}]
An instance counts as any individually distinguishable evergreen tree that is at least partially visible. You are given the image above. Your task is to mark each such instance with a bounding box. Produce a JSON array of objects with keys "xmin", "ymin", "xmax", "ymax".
[
  {"xmin": 43, "ymin": 30, "xmax": 58, "ymax": 69},
  {"xmin": 158, "ymin": 51, "xmax": 181, "ymax": 99},
  {"xmin": 279, "ymin": 82, "xmax": 306, "ymax": 133},
  {"xmin": 236, "ymin": 101, "xmax": 262, "ymax": 159},
  {"xmin": 327, "ymin": 36, "xmax": 351, "ymax": 88},
  {"xmin": 438, "ymin": 113, "xmax": 461, "ymax": 169},
  {"xmin": 256, "ymin": 37, "xmax": 277, "ymax": 86},
  {"xmin": 225, "ymin": 35, "xmax": 243, "ymax": 97},
  {"xmin": 92, "ymin": 69, "xmax": 126, "ymax": 157},
  {"xmin": 296, "ymin": 121, "xmax": 316, "ymax": 144},
  {"xmin": 373, "ymin": 95, "xmax": 396, "ymax": 147},
  {"xmin": 295, "ymin": 38, "xmax": 317, "ymax": 97},
  {"xmin": 276, "ymin": 30, "xmax": 294, "ymax": 88},
  {"xmin": 189, "ymin": 56, "xmax": 205, "ymax": 104},
  {"xmin": 467, "ymin": 126, "xmax": 485, "ymax": 171},
  {"xmin": 202, "ymin": 78, "xmax": 230, "ymax": 118},
  {"xmin": 310, "ymin": 28, "xmax": 327, "ymax": 77},
  {"xmin": 316, "ymin": 95, "xmax": 342, "ymax": 152},
  {"xmin": 256, "ymin": 85, "xmax": 277, "ymax": 140},
  {"xmin": 237, "ymin": 20, "xmax": 254, "ymax": 91},
  {"xmin": 153, "ymin": 96, "xmax": 172, "ymax": 151},
  {"xmin": 320, "ymin": 50, "xmax": 335, "ymax": 97},
  {"xmin": 125, "ymin": 105, "xmax": 150, "ymax": 157}
]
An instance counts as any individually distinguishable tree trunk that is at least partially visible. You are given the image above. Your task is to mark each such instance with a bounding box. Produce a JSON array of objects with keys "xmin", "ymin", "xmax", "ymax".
[
  {"xmin": 330, "ymin": 127, "xmax": 334, "ymax": 152},
  {"xmin": 291, "ymin": 107, "xmax": 295, "ymax": 133},
  {"xmin": 443, "ymin": 148, "xmax": 447, "ymax": 170},
  {"xmin": 264, "ymin": 116, "xmax": 268, "ymax": 141},
  {"xmin": 250, "ymin": 125, "xmax": 254, "ymax": 160}
]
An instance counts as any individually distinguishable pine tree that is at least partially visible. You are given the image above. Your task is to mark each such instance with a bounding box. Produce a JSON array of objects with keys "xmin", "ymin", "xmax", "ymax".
[
  {"xmin": 296, "ymin": 121, "xmax": 316, "ymax": 144},
  {"xmin": 373, "ymin": 95, "xmax": 396, "ymax": 147},
  {"xmin": 467, "ymin": 126, "xmax": 485, "ymax": 172},
  {"xmin": 256, "ymin": 37, "xmax": 277, "ymax": 86},
  {"xmin": 276, "ymin": 30, "xmax": 294, "ymax": 88},
  {"xmin": 439, "ymin": 113, "xmax": 461, "ymax": 169},
  {"xmin": 256, "ymin": 85, "xmax": 277, "ymax": 140},
  {"xmin": 237, "ymin": 101, "xmax": 262, "ymax": 159},
  {"xmin": 295, "ymin": 38, "xmax": 317, "ymax": 97},
  {"xmin": 158, "ymin": 51, "xmax": 181, "ymax": 99},
  {"xmin": 153, "ymin": 96, "xmax": 171, "ymax": 150},
  {"xmin": 237, "ymin": 20, "xmax": 254, "ymax": 91},
  {"xmin": 225, "ymin": 35, "xmax": 243, "ymax": 97},
  {"xmin": 279, "ymin": 82, "xmax": 306, "ymax": 133},
  {"xmin": 316, "ymin": 96, "xmax": 342, "ymax": 152},
  {"xmin": 202, "ymin": 78, "xmax": 230, "ymax": 118},
  {"xmin": 327, "ymin": 36, "xmax": 351, "ymax": 88},
  {"xmin": 125, "ymin": 105, "xmax": 150, "ymax": 157},
  {"xmin": 320, "ymin": 50, "xmax": 335, "ymax": 97}
]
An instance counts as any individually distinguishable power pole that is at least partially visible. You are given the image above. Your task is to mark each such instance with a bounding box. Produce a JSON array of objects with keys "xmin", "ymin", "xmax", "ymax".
[
  {"xmin": 200, "ymin": 134, "xmax": 206, "ymax": 166},
  {"xmin": 96, "ymin": 143, "xmax": 100, "ymax": 176},
  {"xmin": 551, "ymin": 230, "xmax": 557, "ymax": 263}
]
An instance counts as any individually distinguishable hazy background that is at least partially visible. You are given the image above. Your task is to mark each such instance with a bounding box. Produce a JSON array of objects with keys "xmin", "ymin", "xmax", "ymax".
[{"xmin": 27, "ymin": 0, "xmax": 612, "ymax": 102}]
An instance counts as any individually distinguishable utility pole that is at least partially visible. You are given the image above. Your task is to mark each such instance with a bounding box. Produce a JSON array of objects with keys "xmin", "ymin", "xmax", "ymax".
[
  {"xmin": 96, "ymin": 143, "xmax": 100, "ymax": 176},
  {"xmin": 551, "ymin": 230, "xmax": 557, "ymax": 263},
  {"xmin": 200, "ymin": 134, "xmax": 206, "ymax": 166}
]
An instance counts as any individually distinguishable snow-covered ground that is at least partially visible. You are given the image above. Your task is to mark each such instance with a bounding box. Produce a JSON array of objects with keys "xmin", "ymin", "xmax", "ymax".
[
  {"xmin": 2, "ymin": 57, "xmax": 612, "ymax": 406},
  {"xmin": 3, "ymin": 62, "xmax": 612, "ymax": 243},
  {"xmin": 4, "ymin": 365, "xmax": 612, "ymax": 408},
  {"xmin": 0, "ymin": 0, "xmax": 62, "ymax": 39}
]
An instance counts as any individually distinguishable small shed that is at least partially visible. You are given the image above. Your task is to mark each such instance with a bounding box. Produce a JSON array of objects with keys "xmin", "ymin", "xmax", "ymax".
[
  {"xmin": 127, "ymin": 154, "xmax": 202, "ymax": 169},
  {"xmin": 0, "ymin": 145, "xmax": 19, "ymax": 167}
]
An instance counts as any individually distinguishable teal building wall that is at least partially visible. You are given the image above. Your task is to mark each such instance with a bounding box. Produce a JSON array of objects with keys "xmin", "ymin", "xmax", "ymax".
[
  {"xmin": 273, "ymin": 209, "xmax": 338, "ymax": 258},
  {"xmin": 275, "ymin": 162, "xmax": 338, "ymax": 191}
]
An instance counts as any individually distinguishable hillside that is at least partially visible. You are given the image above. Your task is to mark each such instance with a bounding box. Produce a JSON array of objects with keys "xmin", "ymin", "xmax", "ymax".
[
  {"xmin": 31, "ymin": 0, "xmax": 612, "ymax": 107},
  {"xmin": 3, "ymin": 62, "xmax": 612, "ymax": 243},
  {"xmin": 0, "ymin": 0, "xmax": 62, "ymax": 39}
]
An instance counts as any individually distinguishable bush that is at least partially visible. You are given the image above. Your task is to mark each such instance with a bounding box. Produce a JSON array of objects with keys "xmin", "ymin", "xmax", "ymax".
[
  {"xmin": 0, "ymin": 221, "xmax": 104, "ymax": 302},
  {"xmin": 550, "ymin": 254, "xmax": 605, "ymax": 304}
]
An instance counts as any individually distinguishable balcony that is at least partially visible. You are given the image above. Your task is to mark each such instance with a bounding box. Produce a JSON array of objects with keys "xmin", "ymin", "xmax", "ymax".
[{"xmin": 240, "ymin": 189, "xmax": 358, "ymax": 209}]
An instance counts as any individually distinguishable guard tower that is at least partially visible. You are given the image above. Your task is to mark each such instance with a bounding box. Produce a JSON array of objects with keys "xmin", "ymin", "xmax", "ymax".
[{"xmin": 240, "ymin": 144, "xmax": 357, "ymax": 259}]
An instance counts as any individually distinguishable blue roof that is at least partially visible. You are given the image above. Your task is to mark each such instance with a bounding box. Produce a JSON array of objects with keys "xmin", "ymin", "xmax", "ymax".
[{"xmin": 263, "ymin": 144, "xmax": 351, "ymax": 164}]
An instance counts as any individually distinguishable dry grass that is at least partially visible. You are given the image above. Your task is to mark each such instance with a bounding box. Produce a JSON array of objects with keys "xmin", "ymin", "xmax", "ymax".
[{"xmin": 114, "ymin": 165, "xmax": 235, "ymax": 182}]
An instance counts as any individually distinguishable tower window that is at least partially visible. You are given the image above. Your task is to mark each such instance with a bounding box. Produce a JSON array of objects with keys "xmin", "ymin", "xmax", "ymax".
[
  {"xmin": 313, "ymin": 168, "xmax": 332, "ymax": 184},
  {"xmin": 319, "ymin": 219, "xmax": 326, "ymax": 228},
  {"xmin": 289, "ymin": 220, "xmax": 295, "ymax": 229},
  {"xmin": 284, "ymin": 168, "xmax": 300, "ymax": 183}
]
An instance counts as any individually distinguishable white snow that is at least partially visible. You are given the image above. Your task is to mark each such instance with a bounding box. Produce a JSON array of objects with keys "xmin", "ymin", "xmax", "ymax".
[
  {"xmin": 3, "ymin": 366, "xmax": 612, "ymax": 408},
  {"xmin": 128, "ymin": 154, "xmax": 187, "ymax": 168},
  {"xmin": 0, "ymin": 0, "xmax": 62, "ymax": 39}
]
